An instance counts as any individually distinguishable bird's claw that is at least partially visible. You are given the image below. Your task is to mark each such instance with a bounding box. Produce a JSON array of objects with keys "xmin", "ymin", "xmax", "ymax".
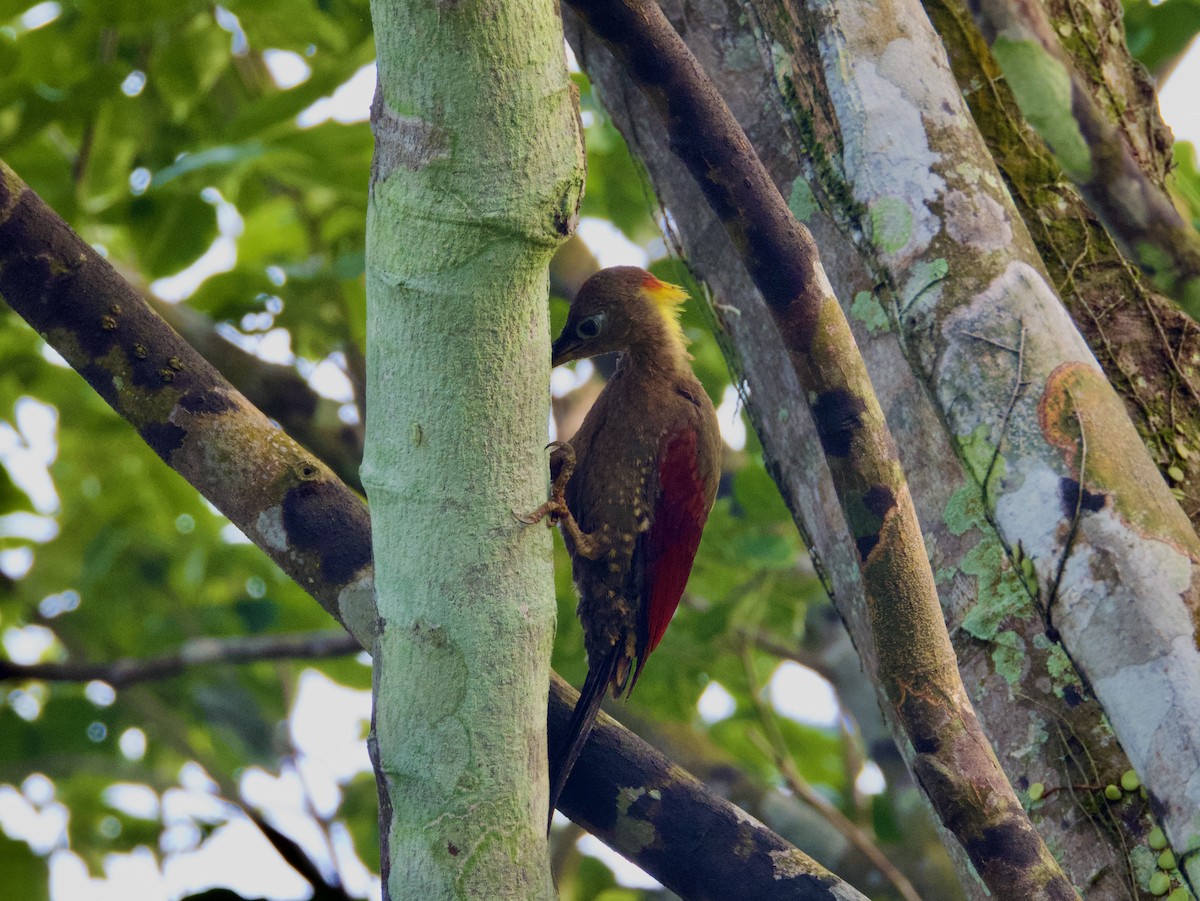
[
  {"xmin": 514, "ymin": 498, "xmax": 568, "ymax": 527},
  {"xmin": 516, "ymin": 441, "xmax": 575, "ymax": 527}
]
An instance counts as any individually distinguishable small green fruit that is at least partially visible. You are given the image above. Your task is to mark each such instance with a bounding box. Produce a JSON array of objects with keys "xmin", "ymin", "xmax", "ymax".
[
  {"xmin": 1149, "ymin": 871, "xmax": 1171, "ymax": 896},
  {"xmin": 1104, "ymin": 784, "xmax": 1122, "ymax": 801},
  {"xmin": 1028, "ymin": 782, "xmax": 1044, "ymax": 802},
  {"xmin": 1158, "ymin": 850, "xmax": 1177, "ymax": 871},
  {"xmin": 1149, "ymin": 827, "xmax": 1167, "ymax": 850},
  {"xmin": 1121, "ymin": 769, "xmax": 1140, "ymax": 791}
]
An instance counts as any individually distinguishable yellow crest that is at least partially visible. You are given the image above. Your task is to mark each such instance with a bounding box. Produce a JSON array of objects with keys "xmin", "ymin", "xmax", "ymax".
[{"xmin": 639, "ymin": 274, "xmax": 691, "ymax": 355}]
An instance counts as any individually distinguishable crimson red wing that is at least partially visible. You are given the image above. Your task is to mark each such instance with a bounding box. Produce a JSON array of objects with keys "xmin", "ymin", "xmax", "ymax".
[{"xmin": 640, "ymin": 427, "xmax": 710, "ymax": 662}]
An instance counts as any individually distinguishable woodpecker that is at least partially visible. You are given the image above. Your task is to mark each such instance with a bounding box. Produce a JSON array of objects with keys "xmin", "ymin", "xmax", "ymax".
[{"xmin": 521, "ymin": 266, "xmax": 721, "ymax": 825}]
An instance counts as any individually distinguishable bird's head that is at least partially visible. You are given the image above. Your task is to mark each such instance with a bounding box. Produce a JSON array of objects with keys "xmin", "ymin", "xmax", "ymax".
[{"xmin": 551, "ymin": 266, "xmax": 691, "ymax": 367}]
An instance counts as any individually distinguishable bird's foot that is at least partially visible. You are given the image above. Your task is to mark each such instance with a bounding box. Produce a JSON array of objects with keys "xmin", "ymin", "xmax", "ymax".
[
  {"xmin": 514, "ymin": 441, "xmax": 576, "ymax": 527},
  {"xmin": 513, "ymin": 497, "xmax": 568, "ymax": 526}
]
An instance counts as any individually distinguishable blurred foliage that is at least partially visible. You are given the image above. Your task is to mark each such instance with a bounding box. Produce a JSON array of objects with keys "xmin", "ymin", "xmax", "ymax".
[
  {"xmin": 0, "ymin": 2, "xmax": 955, "ymax": 900},
  {"xmin": 1122, "ymin": 0, "xmax": 1200, "ymax": 79}
]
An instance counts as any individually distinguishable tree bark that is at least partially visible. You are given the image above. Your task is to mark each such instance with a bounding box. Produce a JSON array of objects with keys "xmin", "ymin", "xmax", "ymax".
[
  {"xmin": 362, "ymin": 1, "xmax": 584, "ymax": 897},
  {"xmin": 964, "ymin": 0, "xmax": 1200, "ymax": 317},
  {"xmin": 925, "ymin": 0, "xmax": 1200, "ymax": 526}
]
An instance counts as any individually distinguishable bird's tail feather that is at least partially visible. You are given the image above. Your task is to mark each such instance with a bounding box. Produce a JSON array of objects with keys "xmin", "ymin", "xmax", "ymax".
[{"xmin": 547, "ymin": 646, "xmax": 622, "ymax": 831}]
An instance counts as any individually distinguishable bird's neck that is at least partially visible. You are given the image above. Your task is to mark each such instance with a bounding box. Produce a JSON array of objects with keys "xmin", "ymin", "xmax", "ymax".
[
  {"xmin": 620, "ymin": 310, "xmax": 692, "ymax": 378},
  {"xmin": 619, "ymin": 337, "xmax": 691, "ymax": 380}
]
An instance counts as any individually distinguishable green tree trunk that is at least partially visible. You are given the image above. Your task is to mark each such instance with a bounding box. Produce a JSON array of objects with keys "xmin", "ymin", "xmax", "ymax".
[{"xmin": 362, "ymin": 1, "xmax": 583, "ymax": 897}]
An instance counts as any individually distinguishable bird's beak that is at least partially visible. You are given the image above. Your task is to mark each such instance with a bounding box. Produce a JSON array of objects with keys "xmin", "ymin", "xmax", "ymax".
[{"xmin": 551, "ymin": 333, "xmax": 579, "ymax": 367}]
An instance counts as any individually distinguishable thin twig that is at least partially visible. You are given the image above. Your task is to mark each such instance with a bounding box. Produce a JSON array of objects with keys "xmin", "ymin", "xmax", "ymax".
[
  {"xmin": 740, "ymin": 648, "xmax": 924, "ymax": 901},
  {"xmin": 0, "ymin": 629, "xmax": 360, "ymax": 687},
  {"xmin": 288, "ymin": 755, "xmax": 347, "ymax": 894},
  {"xmin": 969, "ymin": 323, "xmax": 1027, "ymax": 505}
]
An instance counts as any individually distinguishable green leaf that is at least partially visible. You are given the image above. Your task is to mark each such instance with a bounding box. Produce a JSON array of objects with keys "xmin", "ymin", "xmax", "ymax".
[
  {"xmin": 871, "ymin": 792, "xmax": 903, "ymax": 844},
  {"xmin": 338, "ymin": 771, "xmax": 380, "ymax": 872},
  {"xmin": 1171, "ymin": 141, "xmax": 1200, "ymax": 230},
  {"xmin": 149, "ymin": 14, "xmax": 232, "ymax": 122},
  {"xmin": 732, "ymin": 464, "xmax": 794, "ymax": 527},
  {"xmin": 233, "ymin": 598, "xmax": 279, "ymax": 633},
  {"xmin": 575, "ymin": 73, "xmax": 659, "ymax": 243},
  {"xmin": 122, "ymin": 191, "xmax": 220, "ymax": 278},
  {"xmin": 151, "ymin": 143, "xmax": 271, "ymax": 187}
]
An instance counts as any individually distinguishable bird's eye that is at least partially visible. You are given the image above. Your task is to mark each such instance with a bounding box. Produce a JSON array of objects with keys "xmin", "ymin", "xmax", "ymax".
[{"xmin": 575, "ymin": 314, "xmax": 605, "ymax": 340}]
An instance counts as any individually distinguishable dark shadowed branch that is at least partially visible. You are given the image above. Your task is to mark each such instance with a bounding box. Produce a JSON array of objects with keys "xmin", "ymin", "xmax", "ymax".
[{"xmin": 550, "ymin": 674, "xmax": 866, "ymax": 901}]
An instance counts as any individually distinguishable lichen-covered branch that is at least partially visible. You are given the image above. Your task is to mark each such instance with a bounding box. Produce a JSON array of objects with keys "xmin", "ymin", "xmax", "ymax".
[
  {"xmin": 752, "ymin": 2, "xmax": 1200, "ymax": 893},
  {"xmin": 965, "ymin": 0, "xmax": 1200, "ymax": 318},
  {"xmin": 925, "ymin": 0, "xmax": 1200, "ymax": 526},
  {"xmin": 0, "ymin": 159, "xmax": 865, "ymax": 899},
  {"xmin": 570, "ymin": 0, "xmax": 1200, "ymax": 892},
  {"xmin": 590, "ymin": 0, "xmax": 1199, "ymax": 895},
  {"xmin": 0, "ymin": 629, "xmax": 360, "ymax": 687},
  {"xmin": 563, "ymin": 2, "xmax": 1077, "ymax": 898}
]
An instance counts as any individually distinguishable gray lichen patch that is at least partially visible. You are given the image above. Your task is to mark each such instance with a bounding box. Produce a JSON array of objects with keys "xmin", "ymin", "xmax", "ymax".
[
  {"xmin": 338, "ymin": 572, "xmax": 379, "ymax": 647},
  {"xmin": 945, "ymin": 189, "xmax": 1012, "ymax": 253},
  {"xmin": 813, "ymin": 22, "xmax": 947, "ymax": 265},
  {"xmin": 614, "ymin": 785, "xmax": 656, "ymax": 853},
  {"xmin": 255, "ymin": 505, "xmax": 288, "ymax": 552}
]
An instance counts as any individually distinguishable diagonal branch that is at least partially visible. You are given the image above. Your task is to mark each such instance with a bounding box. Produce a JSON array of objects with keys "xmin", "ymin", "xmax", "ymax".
[
  {"xmin": 152, "ymin": 297, "xmax": 365, "ymax": 492},
  {"xmin": 563, "ymin": 2, "xmax": 1077, "ymax": 898},
  {"xmin": 0, "ymin": 161, "xmax": 375, "ymax": 646},
  {"xmin": 549, "ymin": 674, "xmax": 865, "ymax": 901},
  {"xmin": 0, "ymin": 159, "xmax": 865, "ymax": 901},
  {"xmin": 0, "ymin": 629, "xmax": 360, "ymax": 688},
  {"xmin": 966, "ymin": 0, "xmax": 1200, "ymax": 319}
]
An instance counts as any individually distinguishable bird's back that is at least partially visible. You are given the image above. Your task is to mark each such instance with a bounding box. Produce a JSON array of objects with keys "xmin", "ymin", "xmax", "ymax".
[{"xmin": 562, "ymin": 359, "xmax": 719, "ymax": 691}]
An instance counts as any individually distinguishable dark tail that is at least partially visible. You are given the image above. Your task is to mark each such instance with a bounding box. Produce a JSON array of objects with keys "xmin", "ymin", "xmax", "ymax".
[{"xmin": 547, "ymin": 646, "xmax": 621, "ymax": 831}]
